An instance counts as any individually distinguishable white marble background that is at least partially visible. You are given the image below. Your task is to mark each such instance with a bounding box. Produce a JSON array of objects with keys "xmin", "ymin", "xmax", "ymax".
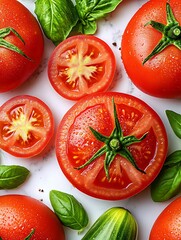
[{"xmin": 0, "ymin": 0, "xmax": 180, "ymax": 239}]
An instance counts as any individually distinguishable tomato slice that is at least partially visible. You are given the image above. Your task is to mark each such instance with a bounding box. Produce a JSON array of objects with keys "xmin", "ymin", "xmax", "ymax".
[
  {"xmin": 56, "ymin": 92, "xmax": 168, "ymax": 200},
  {"xmin": 0, "ymin": 95, "xmax": 54, "ymax": 158},
  {"xmin": 48, "ymin": 35, "xmax": 116, "ymax": 100}
]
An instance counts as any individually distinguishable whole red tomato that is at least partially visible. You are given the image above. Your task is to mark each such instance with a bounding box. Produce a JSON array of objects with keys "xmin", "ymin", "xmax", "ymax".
[
  {"xmin": 0, "ymin": 0, "xmax": 44, "ymax": 92},
  {"xmin": 56, "ymin": 92, "xmax": 168, "ymax": 200},
  {"xmin": 0, "ymin": 194, "xmax": 65, "ymax": 239},
  {"xmin": 149, "ymin": 196, "xmax": 181, "ymax": 240},
  {"xmin": 121, "ymin": 0, "xmax": 181, "ymax": 98}
]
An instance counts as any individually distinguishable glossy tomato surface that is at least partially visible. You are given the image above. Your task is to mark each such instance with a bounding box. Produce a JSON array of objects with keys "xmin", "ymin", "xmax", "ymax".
[
  {"xmin": 149, "ymin": 196, "xmax": 181, "ymax": 240},
  {"xmin": 48, "ymin": 35, "xmax": 116, "ymax": 100},
  {"xmin": 0, "ymin": 95, "xmax": 54, "ymax": 158},
  {"xmin": 0, "ymin": 0, "xmax": 44, "ymax": 92},
  {"xmin": 0, "ymin": 194, "xmax": 65, "ymax": 240},
  {"xmin": 121, "ymin": 0, "xmax": 181, "ymax": 98},
  {"xmin": 56, "ymin": 92, "xmax": 168, "ymax": 200}
]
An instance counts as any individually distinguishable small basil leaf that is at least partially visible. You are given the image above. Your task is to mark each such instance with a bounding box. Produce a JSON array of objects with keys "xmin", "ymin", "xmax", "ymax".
[
  {"xmin": 166, "ymin": 110, "xmax": 181, "ymax": 139},
  {"xmin": 49, "ymin": 190, "xmax": 88, "ymax": 232},
  {"xmin": 75, "ymin": 0, "xmax": 123, "ymax": 34},
  {"xmin": 0, "ymin": 165, "xmax": 30, "ymax": 189},
  {"xmin": 74, "ymin": 19, "xmax": 97, "ymax": 34},
  {"xmin": 151, "ymin": 151, "xmax": 181, "ymax": 202},
  {"xmin": 35, "ymin": 0, "xmax": 79, "ymax": 45}
]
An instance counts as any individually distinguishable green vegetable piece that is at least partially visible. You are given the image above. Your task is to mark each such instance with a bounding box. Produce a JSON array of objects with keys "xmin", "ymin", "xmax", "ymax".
[
  {"xmin": 0, "ymin": 27, "xmax": 31, "ymax": 59},
  {"xmin": 166, "ymin": 110, "xmax": 181, "ymax": 139},
  {"xmin": 49, "ymin": 190, "xmax": 89, "ymax": 232},
  {"xmin": 143, "ymin": 3, "xmax": 181, "ymax": 64},
  {"xmin": 75, "ymin": 98, "xmax": 147, "ymax": 179},
  {"xmin": 24, "ymin": 229, "xmax": 35, "ymax": 240},
  {"xmin": 151, "ymin": 150, "xmax": 181, "ymax": 202},
  {"xmin": 0, "ymin": 165, "xmax": 30, "ymax": 189},
  {"xmin": 35, "ymin": 0, "xmax": 79, "ymax": 45},
  {"xmin": 81, "ymin": 207, "xmax": 138, "ymax": 240},
  {"xmin": 75, "ymin": 0, "xmax": 123, "ymax": 34}
]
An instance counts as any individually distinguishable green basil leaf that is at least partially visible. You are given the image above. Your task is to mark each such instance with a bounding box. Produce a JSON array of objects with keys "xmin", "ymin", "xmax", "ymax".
[
  {"xmin": 164, "ymin": 150, "xmax": 181, "ymax": 166},
  {"xmin": 151, "ymin": 151, "xmax": 181, "ymax": 202},
  {"xmin": 75, "ymin": 0, "xmax": 123, "ymax": 34},
  {"xmin": 166, "ymin": 110, "xmax": 181, "ymax": 139},
  {"xmin": 49, "ymin": 190, "xmax": 89, "ymax": 232},
  {"xmin": 35, "ymin": 0, "xmax": 79, "ymax": 45},
  {"xmin": 0, "ymin": 165, "xmax": 30, "ymax": 189},
  {"xmin": 74, "ymin": 19, "xmax": 97, "ymax": 34}
]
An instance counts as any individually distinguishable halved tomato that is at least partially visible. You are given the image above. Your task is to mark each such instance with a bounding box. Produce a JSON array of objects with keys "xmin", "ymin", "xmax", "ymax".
[
  {"xmin": 56, "ymin": 92, "xmax": 168, "ymax": 200},
  {"xmin": 0, "ymin": 95, "xmax": 54, "ymax": 158},
  {"xmin": 48, "ymin": 35, "xmax": 116, "ymax": 100}
]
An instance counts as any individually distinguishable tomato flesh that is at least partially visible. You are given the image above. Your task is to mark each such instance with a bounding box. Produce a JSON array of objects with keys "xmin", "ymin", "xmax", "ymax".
[
  {"xmin": 0, "ymin": 95, "xmax": 54, "ymax": 158},
  {"xmin": 56, "ymin": 92, "xmax": 168, "ymax": 200},
  {"xmin": 48, "ymin": 35, "xmax": 116, "ymax": 100}
]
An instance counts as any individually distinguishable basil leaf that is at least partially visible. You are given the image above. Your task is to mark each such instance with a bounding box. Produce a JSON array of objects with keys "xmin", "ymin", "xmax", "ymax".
[
  {"xmin": 166, "ymin": 110, "xmax": 181, "ymax": 139},
  {"xmin": 0, "ymin": 165, "xmax": 30, "ymax": 189},
  {"xmin": 35, "ymin": 0, "xmax": 79, "ymax": 45},
  {"xmin": 49, "ymin": 190, "xmax": 88, "ymax": 232},
  {"xmin": 151, "ymin": 151, "xmax": 181, "ymax": 202},
  {"xmin": 75, "ymin": 0, "xmax": 123, "ymax": 34}
]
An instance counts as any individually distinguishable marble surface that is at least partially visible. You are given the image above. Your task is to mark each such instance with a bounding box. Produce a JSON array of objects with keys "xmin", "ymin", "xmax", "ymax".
[{"xmin": 0, "ymin": 0, "xmax": 181, "ymax": 239}]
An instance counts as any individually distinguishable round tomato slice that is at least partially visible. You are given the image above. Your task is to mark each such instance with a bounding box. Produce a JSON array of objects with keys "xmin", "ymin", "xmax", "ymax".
[
  {"xmin": 56, "ymin": 92, "xmax": 168, "ymax": 200},
  {"xmin": 0, "ymin": 95, "xmax": 54, "ymax": 158},
  {"xmin": 48, "ymin": 35, "xmax": 116, "ymax": 100}
]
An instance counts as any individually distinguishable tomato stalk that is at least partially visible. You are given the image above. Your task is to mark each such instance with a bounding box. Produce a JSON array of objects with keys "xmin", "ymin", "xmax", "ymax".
[
  {"xmin": 0, "ymin": 27, "xmax": 31, "ymax": 60},
  {"xmin": 24, "ymin": 229, "xmax": 35, "ymax": 240},
  {"xmin": 143, "ymin": 3, "xmax": 181, "ymax": 64},
  {"xmin": 76, "ymin": 99, "xmax": 147, "ymax": 179}
]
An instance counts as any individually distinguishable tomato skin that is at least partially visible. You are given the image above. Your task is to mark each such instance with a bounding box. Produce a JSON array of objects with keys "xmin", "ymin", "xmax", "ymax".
[
  {"xmin": 48, "ymin": 35, "xmax": 116, "ymax": 100},
  {"xmin": 0, "ymin": 194, "xmax": 65, "ymax": 240},
  {"xmin": 121, "ymin": 0, "xmax": 181, "ymax": 98},
  {"xmin": 0, "ymin": 95, "xmax": 54, "ymax": 158},
  {"xmin": 0, "ymin": 0, "xmax": 44, "ymax": 92},
  {"xmin": 56, "ymin": 92, "xmax": 168, "ymax": 200},
  {"xmin": 149, "ymin": 196, "xmax": 181, "ymax": 240}
]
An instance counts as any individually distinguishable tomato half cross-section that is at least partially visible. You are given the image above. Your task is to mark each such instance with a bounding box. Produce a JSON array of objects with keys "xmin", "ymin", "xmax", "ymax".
[
  {"xmin": 121, "ymin": 0, "xmax": 181, "ymax": 98},
  {"xmin": 0, "ymin": 0, "xmax": 44, "ymax": 92},
  {"xmin": 56, "ymin": 92, "xmax": 168, "ymax": 200},
  {"xmin": 0, "ymin": 95, "xmax": 54, "ymax": 158},
  {"xmin": 0, "ymin": 194, "xmax": 65, "ymax": 240},
  {"xmin": 48, "ymin": 35, "xmax": 116, "ymax": 100}
]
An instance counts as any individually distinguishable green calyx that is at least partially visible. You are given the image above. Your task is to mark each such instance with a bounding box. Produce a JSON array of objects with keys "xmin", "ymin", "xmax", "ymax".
[
  {"xmin": 75, "ymin": 99, "xmax": 147, "ymax": 180},
  {"xmin": 143, "ymin": 2, "xmax": 181, "ymax": 64},
  {"xmin": 0, "ymin": 27, "xmax": 31, "ymax": 60},
  {"xmin": 24, "ymin": 229, "xmax": 35, "ymax": 240}
]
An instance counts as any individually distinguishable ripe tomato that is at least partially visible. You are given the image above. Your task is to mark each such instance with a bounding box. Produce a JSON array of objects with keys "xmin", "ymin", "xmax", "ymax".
[
  {"xmin": 0, "ymin": 194, "xmax": 65, "ymax": 239},
  {"xmin": 48, "ymin": 35, "xmax": 116, "ymax": 100},
  {"xmin": 0, "ymin": 95, "xmax": 54, "ymax": 158},
  {"xmin": 0, "ymin": 0, "xmax": 44, "ymax": 93},
  {"xmin": 121, "ymin": 0, "xmax": 181, "ymax": 98},
  {"xmin": 56, "ymin": 92, "xmax": 168, "ymax": 200},
  {"xmin": 149, "ymin": 196, "xmax": 181, "ymax": 240}
]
